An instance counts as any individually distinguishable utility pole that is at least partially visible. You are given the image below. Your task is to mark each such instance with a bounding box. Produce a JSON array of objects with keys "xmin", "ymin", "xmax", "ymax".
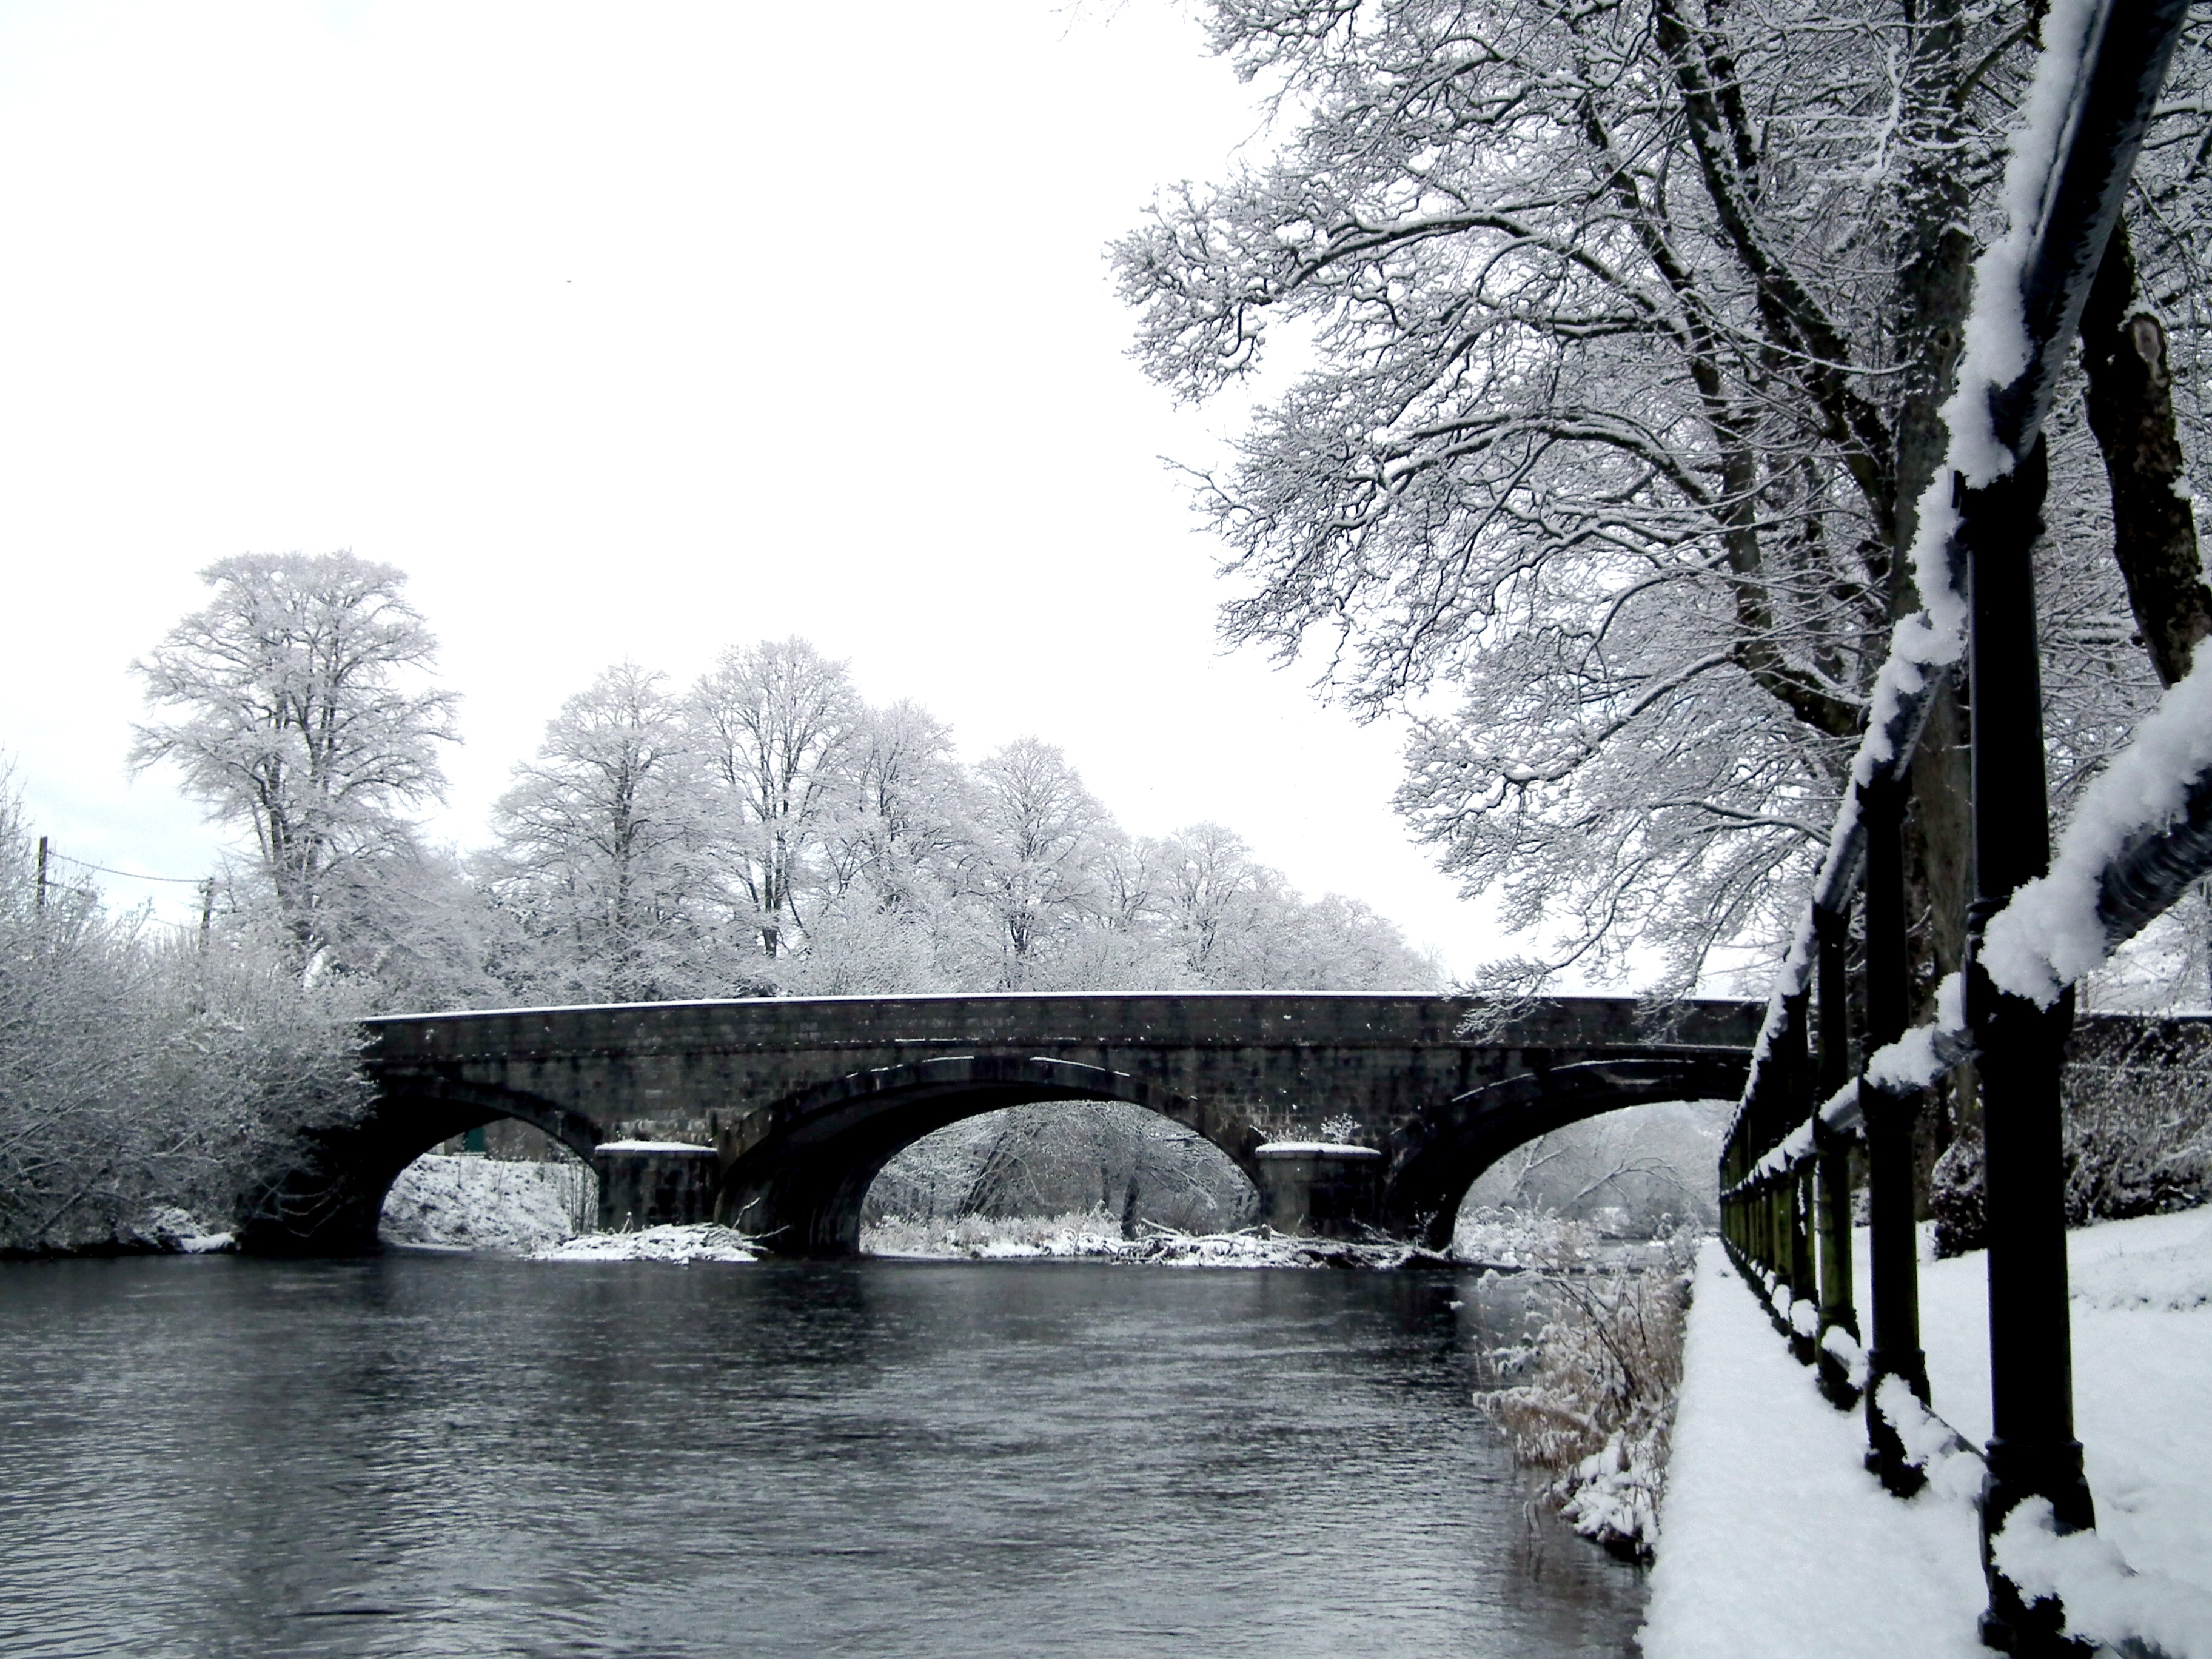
[{"xmin": 35, "ymin": 835, "xmax": 47, "ymax": 914}]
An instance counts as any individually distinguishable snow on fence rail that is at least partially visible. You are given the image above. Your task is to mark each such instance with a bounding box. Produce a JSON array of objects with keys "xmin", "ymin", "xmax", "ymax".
[{"xmin": 1716, "ymin": 4, "xmax": 2200, "ymax": 1652}]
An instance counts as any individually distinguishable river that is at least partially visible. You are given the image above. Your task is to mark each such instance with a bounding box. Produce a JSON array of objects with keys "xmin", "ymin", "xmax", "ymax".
[{"xmin": 0, "ymin": 1254, "xmax": 1645, "ymax": 1657}]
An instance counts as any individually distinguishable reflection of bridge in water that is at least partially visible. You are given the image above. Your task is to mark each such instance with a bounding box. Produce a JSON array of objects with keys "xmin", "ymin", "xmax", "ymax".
[{"xmin": 241, "ymin": 993, "xmax": 1760, "ymax": 1256}]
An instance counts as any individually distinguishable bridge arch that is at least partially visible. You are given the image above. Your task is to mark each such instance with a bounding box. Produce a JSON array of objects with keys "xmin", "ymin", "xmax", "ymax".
[
  {"xmin": 717, "ymin": 1053, "xmax": 1265, "ymax": 1256},
  {"xmin": 238, "ymin": 1076, "xmax": 602, "ymax": 1253},
  {"xmin": 1384, "ymin": 1054, "xmax": 1752, "ymax": 1248}
]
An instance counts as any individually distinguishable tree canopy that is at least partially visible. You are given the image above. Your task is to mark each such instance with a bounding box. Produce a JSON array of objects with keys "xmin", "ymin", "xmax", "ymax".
[{"xmin": 1117, "ymin": 0, "xmax": 2212, "ymax": 993}]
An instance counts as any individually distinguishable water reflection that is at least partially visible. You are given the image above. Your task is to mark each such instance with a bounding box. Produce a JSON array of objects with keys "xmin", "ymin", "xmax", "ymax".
[{"xmin": 0, "ymin": 1256, "xmax": 1640, "ymax": 1657}]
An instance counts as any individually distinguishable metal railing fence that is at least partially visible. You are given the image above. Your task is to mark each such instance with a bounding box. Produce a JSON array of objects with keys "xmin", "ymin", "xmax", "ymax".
[{"xmin": 1714, "ymin": 5, "xmax": 2197, "ymax": 1652}]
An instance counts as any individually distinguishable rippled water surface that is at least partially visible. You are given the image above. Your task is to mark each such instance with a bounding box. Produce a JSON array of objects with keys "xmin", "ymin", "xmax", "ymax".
[{"xmin": 0, "ymin": 1254, "xmax": 1643, "ymax": 1657}]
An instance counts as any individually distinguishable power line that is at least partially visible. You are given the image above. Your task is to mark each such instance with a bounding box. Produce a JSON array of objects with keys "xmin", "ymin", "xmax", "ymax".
[{"xmin": 40, "ymin": 848, "xmax": 211, "ymax": 885}]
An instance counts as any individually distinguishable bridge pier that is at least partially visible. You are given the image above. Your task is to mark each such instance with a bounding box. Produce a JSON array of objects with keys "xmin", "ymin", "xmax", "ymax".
[
  {"xmin": 594, "ymin": 1142, "xmax": 719, "ymax": 1232},
  {"xmin": 1253, "ymin": 1143, "xmax": 1384, "ymax": 1239}
]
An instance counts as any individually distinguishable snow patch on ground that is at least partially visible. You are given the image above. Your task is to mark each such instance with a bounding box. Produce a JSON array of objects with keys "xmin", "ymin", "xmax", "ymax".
[
  {"xmin": 1253, "ymin": 1140, "xmax": 1381, "ymax": 1158},
  {"xmin": 379, "ymin": 1155, "xmax": 591, "ymax": 1253},
  {"xmin": 1993, "ymin": 1497, "xmax": 2212, "ymax": 1659},
  {"xmin": 126, "ymin": 1207, "xmax": 236, "ymax": 1253},
  {"xmin": 529, "ymin": 1224, "xmax": 759, "ymax": 1264},
  {"xmin": 2063, "ymin": 1206, "xmax": 2212, "ymax": 1310},
  {"xmin": 594, "ymin": 1139, "xmax": 714, "ymax": 1153},
  {"xmin": 1918, "ymin": 1209, "xmax": 2212, "ymax": 1600},
  {"xmin": 1640, "ymin": 1242, "xmax": 1988, "ymax": 1659}
]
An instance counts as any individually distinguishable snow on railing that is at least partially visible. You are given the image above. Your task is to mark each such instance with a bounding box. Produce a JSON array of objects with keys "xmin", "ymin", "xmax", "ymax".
[
  {"xmin": 1984, "ymin": 653, "xmax": 2212, "ymax": 1007},
  {"xmin": 1993, "ymin": 1501, "xmax": 2212, "ymax": 1659},
  {"xmin": 1717, "ymin": 4, "xmax": 2200, "ymax": 1650}
]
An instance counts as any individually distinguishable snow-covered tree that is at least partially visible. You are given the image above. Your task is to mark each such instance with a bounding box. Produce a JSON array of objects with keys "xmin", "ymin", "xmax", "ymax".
[
  {"xmin": 1147, "ymin": 822, "xmax": 1264, "ymax": 982},
  {"xmin": 488, "ymin": 662, "xmax": 730, "ymax": 1003},
  {"xmin": 959, "ymin": 738, "xmax": 1110, "ymax": 986},
  {"xmin": 130, "ymin": 552, "xmax": 460, "ymax": 977},
  {"xmin": 687, "ymin": 638, "xmax": 868, "ymax": 959},
  {"xmin": 830, "ymin": 698, "xmax": 969, "ymax": 912},
  {"xmin": 1144, "ymin": 821, "xmax": 1438, "ymax": 990},
  {"xmin": 1116, "ymin": 0, "xmax": 2197, "ymax": 994}
]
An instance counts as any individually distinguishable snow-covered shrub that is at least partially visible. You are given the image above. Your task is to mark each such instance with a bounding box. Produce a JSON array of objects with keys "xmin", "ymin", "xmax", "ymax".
[
  {"xmin": 2060, "ymin": 1017, "xmax": 2212, "ymax": 1224},
  {"xmin": 1924, "ymin": 1017, "xmax": 2211, "ymax": 1261},
  {"xmin": 1451, "ymin": 1205, "xmax": 1597, "ymax": 1269},
  {"xmin": 1931, "ymin": 1125, "xmax": 1988, "ymax": 1259},
  {"xmin": 862, "ymin": 1205, "xmax": 1127, "ymax": 1257},
  {"xmin": 864, "ymin": 1099, "xmax": 1258, "ymax": 1235},
  {"xmin": 1458, "ymin": 1102, "xmax": 1728, "ymax": 1237},
  {"xmin": 861, "ymin": 1212, "xmax": 1446, "ymax": 1268},
  {"xmin": 1477, "ymin": 1230, "xmax": 1696, "ymax": 1560},
  {"xmin": 0, "ymin": 797, "xmax": 369, "ymax": 1253}
]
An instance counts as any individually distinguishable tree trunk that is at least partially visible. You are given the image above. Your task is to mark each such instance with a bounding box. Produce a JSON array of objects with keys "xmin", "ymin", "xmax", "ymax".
[
  {"xmin": 2080, "ymin": 218, "xmax": 2211, "ymax": 689},
  {"xmin": 1888, "ymin": 0, "xmax": 1978, "ymax": 1212},
  {"xmin": 1889, "ymin": 0, "xmax": 1976, "ymax": 1006}
]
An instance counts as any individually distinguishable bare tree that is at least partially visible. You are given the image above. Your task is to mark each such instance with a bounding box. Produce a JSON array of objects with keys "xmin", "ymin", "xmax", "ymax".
[{"xmin": 130, "ymin": 552, "xmax": 458, "ymax": 976}]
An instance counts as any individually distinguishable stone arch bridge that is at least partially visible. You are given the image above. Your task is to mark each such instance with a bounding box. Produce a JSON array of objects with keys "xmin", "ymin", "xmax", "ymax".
[{"xmin": 242, "ymin": 993, "xmax": 1760, "ymax": 1256}]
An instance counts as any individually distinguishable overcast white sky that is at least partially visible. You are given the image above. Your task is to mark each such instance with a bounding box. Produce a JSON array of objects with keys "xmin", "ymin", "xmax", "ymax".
[{"xmin": 0, "ymin": 0, "xmax": 1510, "ymax": 976}]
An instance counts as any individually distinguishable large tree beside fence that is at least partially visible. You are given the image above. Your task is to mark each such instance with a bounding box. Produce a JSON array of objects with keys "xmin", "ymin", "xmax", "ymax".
[{"xmin": 1116, "ymin": 0, "xmax": 2210, "ymax": 997}]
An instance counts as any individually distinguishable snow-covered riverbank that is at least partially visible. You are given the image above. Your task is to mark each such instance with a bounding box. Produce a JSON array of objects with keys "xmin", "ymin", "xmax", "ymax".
[
  {"xmin": 1641, "ymin": 1210, "xmax": 2212, "ymax": 1658},
  {"xmin": 865, "ymin": 1210, "xmax": 1456, "ymax": 1269},
  {"xmin": 378, "ymin": 1155, "xmax": 592, "ymax": 1252}
]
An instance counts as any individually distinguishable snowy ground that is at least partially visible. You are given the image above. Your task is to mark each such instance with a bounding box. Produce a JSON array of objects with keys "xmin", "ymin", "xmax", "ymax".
[
  {"xmin": 378, "ymin": 1155, "xmax": 593, "ymax": 1253},
  {"xmin": 1642, "ymin": 1211, "xmax": 2212, "ymax": 1658},
  {"xmin": 379, "ymin": 1157, "xmax": 760, "ymax": 1264}
]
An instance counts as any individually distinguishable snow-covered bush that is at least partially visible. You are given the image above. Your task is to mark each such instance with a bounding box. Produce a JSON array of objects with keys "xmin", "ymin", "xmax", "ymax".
[
  {"xmin": 1931, "ymin": 1125, "xmax": 1989, "ymax": 1259},
  {"xmin": 1477, "ymin": 1231, "xmax": 1697, "ymax": 1560},
  {"xmin": 1451, "ymin": 1205, "xmax": 1597, "ymax": 1270},
  {"xmin": 0, "ymin": 788, "xmax": 369, "ymax": 1253},
  {"xmin": 1927, "ymin": 1016, "xmax": 2210, "ymax": 1260},
  {"xmin": 2060, "ymin": 1017, "xmax": 2212, "ymax": 1224},
  {"xmin": 862, "ymin": 1206, "xmax": 1127, "ymax": 1257}
]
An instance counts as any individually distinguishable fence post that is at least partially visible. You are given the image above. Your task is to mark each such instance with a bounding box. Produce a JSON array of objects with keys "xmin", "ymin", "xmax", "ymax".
[
  {"xmin": 1960, "ymin": 438, "xmax": 2093, "ymax": 1653},
  {"xmin": 1758, "ymin": 1180, "xmax": 1775, "ymax": 1282},
  {"xmin": 1773, "ymin": 993, "xmax": 1817, "ymax": 1360},
  {"xmin": 1783, "ymin": 1169, "xmax": 1813, "ymax": 1362},
  {"xmin": 1859, "ymin": 774, "xmax": 1931, "ymax": 1491},
  {"xmin": 1813, "ymin": 903, "xmax": 1859, "ymax": 1402}
]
